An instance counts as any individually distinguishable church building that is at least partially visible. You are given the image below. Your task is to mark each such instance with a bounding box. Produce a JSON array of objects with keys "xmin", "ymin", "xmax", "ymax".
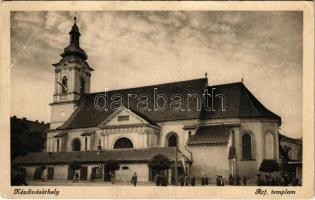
[{"xmin": 14, "ymin": 17, "xmax": 281, "ymax": 184}]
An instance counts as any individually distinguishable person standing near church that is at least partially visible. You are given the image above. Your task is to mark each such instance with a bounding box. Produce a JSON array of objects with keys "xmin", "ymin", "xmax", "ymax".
[
  {"xmin": 243, "ymin": 175, "xmax": 247, "ymax": 186},
  {"xmin": 131, "ymin": 172, "xmax": 138, "ymax": 186}
]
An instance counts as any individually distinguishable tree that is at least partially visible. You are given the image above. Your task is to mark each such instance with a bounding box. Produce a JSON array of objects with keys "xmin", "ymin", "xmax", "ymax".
[
  {"xmin": 103, "ymin": 160, "xmax": 120, "ymax": 181},
  {"xmin": 11, "ymin": 117, "xmax": 47, "ymax": 160},
  {"xmin": 104, "ymin": 160, "xmax": 120, "ymax": 172},
  {"xmin": 279, "ymin": 145, "xmax": 291, "ymax": 161},
  {"xmin": 69, "ymin": 161, "xmax": 81, "ymax": 171},
  {"xmin": 148, "ymin": 154, "xmax": 171, "ymax": 172},
  {"xmin": 279, "ymin": 145, "xmax": 295, "ymax": 183},
  {"xmin": 259, "ymin": 160, "xmax": 280, "ymax": 176}
]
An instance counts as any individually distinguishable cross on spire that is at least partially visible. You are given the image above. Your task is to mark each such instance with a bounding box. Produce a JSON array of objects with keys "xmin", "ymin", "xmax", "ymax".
[{"xmin": 74, "ymin": 12, "xmax": 77, "ymax": 24}]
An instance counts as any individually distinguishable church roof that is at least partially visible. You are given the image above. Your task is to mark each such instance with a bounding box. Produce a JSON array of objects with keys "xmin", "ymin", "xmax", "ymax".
[
  {"xmin": 58, "ymin": 78, "xmax": 208, "ymax": 130},
  {"xmin": 187, "ymin": 125, "xmax": 231, "ymax": 145},
  {"xmin": 57, "ymin": 79, "xmax": 280, "ymax": 130},
  {"xmin": 199, "ymin": 82, "xmax": 281, "ymax": 121},
  {"xmin": 13, "ymin": 147, "xmax": 176, "ymax": 165}
]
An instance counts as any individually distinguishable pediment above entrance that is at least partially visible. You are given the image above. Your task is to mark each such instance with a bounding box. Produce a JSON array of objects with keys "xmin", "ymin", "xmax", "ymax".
[{"xmin": 98, "ymin": 106, "xmax": 155, "ymax": 128}]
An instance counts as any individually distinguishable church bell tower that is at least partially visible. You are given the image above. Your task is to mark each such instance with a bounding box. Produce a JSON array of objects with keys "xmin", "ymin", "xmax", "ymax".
[{"xmin": 50, "ymin": 16, "xmax": 94, "ymax": 129}]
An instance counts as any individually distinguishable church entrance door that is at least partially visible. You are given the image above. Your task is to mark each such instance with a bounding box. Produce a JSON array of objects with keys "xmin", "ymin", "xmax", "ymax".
[
  {"xmin": 47, "ymin": 167, "xmax": 54, "ymax": 180},
  {"xmin": 80, "ymin": 167, "xmax": 88, "ymax": 180}
]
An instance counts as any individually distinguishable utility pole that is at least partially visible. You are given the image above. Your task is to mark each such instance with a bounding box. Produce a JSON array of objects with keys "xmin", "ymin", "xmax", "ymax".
[{"xmin": 175, "ymin": 145, "xmax": 178, "ymax": 186}]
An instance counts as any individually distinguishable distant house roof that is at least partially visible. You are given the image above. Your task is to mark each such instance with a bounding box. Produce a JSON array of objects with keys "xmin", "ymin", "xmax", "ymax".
[
  {"xmin": 279, "ymin": 133, "xmax": 302, "ymax": 145},
  {"xmin": 187, "ymin": 125, "xmax": 231, "ymax": 145},
  {"xmin": 200, "ymin": 82, "xmax": 281, "ymax": 122},
  {"xmin": 11, "ymin": 116, "xmax": 50, "ymax": 133},
  {"xmin": 57, "ymin": 79, "xmax": 281, "ymax": 130},
  {"xmin": 13, "ymin": 147, "xmax": 176, "ymax": 165}
]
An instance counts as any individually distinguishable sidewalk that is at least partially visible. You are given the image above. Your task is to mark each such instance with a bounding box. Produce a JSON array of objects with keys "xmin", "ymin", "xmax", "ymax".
[
  {"xmin": 26, "ymin": 180, "xmax": 156, "ymax": 186},
  {"xmin": 26, "ymin": 180, "xmax": 256, "ymax": 186}
]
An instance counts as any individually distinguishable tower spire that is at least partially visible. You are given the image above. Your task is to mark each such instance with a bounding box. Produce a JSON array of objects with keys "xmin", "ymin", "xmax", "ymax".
[{"xmin": 60, "ymin": 15, "xmax": 88, "ymax": 60}]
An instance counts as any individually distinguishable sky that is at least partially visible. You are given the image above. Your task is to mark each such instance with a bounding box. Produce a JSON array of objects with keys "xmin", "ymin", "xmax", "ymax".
[{"xmin": 11, "ymin": 11, "xmax": 303, "ymax": 138}]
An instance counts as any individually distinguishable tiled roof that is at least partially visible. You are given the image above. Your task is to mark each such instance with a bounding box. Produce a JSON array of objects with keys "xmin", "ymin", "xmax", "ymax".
[
  {"xmin": 13, "ymin": 147, "xmax": 176, "ymax": 165},
  {"xmin": 187, "ymin": 126, "xmax": 231, "ymax": 145},
  {"xmin": 58, "ymin": 78, "xmax": 207, "ymax": 130},
  {"xmin": 279, "ymin": 133, "xmax": 302, "ymax": 145},
  {"xmin": 58, "ymin": 80, "xmax": 281, "ymax": 130},
  {"xmin": 200, "ymin": 82, "xmax": 281, "ymax": 122}
]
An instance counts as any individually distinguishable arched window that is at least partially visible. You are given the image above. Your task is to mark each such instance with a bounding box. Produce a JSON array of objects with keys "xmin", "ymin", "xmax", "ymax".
[
  {"xmin": 72, "ymin": 138, "xmax": 81, "ymax": 151},
  {"xmin": 80, "ymin": 78, "xmax": 85, "ymax": 95},
  {"xmin": 62, "ymin": 76, "xmax": 68, "ymax": 94},
  {"xmin": 113, "ymin": 137, "xmax": 133, "ymax": 149},
  {"xmin": 265, "ymin": 132, "xmax": 275, "ymax": 159},
  {"xmin": 242, "ymin": 134, "xmax": 252, "ymax": 160},
  {"xmin": 168, "ymin": 134, "xmax": 178, "ymax": 147}
]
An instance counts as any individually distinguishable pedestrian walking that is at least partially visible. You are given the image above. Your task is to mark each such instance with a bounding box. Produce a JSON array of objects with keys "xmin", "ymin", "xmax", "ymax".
[
  {"xmin": 180, "ymin": 175, "xmax": 185, "ymax": 186},
  {"xmin": 161, "ymin": 175, "xmax": 167, "ymax": 186},
  {"xmin": 228, "ymin": 174, "xmax": 234, "ymax": 185},
  {"xmin": 74, "ymin": 172, "xmax": 79, "ymax": 181},
  {"xmin": 201, "ymin": 176, "xmax": 205, "ymax": 186},
  {"xmin": 242, "ymin": 176, "xmax": 247, "ymax": 186},
  {"xmin": 216, "ymin": 176, "xmax": 224, "ymax": 186},
  {"xmin": 184, "ymin": 175, "xmax": 189, "ymax": 186},
  {"xmin": 205, "ymin": 176, "xmax": 209, "ymax": 185},
  {"xmin": 155, "ymin": 174, "xmax": 160, "ymax": 186},
  {"xmin": 235, "ymin": 174, "xmax": 240, "ymax": 185},
  {"xmin": 90, "ymin": 172, "xmax": 94, "ymax": 182},
  {"xmin": 131, "ymin": 172, "xmax": 137, "ymax": 186},
  {"xmin": 191, "ymin": 176, "xmax": 196, "ymax": 186}
]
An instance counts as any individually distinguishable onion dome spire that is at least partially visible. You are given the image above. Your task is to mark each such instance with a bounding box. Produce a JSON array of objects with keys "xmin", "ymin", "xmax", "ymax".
[{"xmin": 60, "ymin": 16, "xmax": 88, "ymax": 60}]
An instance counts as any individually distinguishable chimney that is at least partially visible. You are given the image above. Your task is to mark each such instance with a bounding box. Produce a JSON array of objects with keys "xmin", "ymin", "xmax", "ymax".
[
  {"xmin": 22, "ymin": 117, "xmax": 27, "ymax": 120},
  {"xmin": 13, "ymin": 115, "xmax": 17, "ymax": 118},
  {"xmin": 35, "ymin": 120, "xmax": 39, "ymax": 123}
]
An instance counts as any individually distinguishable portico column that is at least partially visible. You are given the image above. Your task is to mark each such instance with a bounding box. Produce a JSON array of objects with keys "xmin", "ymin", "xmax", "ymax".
[
  {"xmin": 54, "ymin": 138, "xmax": 57, "ymax": 152},
  {"xmin": 87, "ymin": 136, "xmax": 91, "ymax": 151},
  {"xmin": 101, "ymin": 135, "xmax": 105, "ymax": 149},
  {"xmin": 104, "ymin": 134, "xmax": 109, "ymax": 149},
  {"xmin": 47, "ymin": 137, "xmax": 51, "ymax": 152},
  {"xmin": 142, "ymin": 132, "xmax": 148, "ymax": 148}
]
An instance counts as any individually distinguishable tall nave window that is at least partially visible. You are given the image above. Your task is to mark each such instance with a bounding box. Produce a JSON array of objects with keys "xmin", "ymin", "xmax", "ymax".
[
  {"xmin": 168, "ymin": 134, "xmax": 178, "ymax": 147},
  {"xmin": 265, "ymin": 132, "xmax": 275, "ymax": 159},
  {"xmin": 72, "ymin": 138, "xmax": 81, "ymax": 151},
  {"xmin": 242, "ymin": 133, "xmax": 252, "ymax": 160}
]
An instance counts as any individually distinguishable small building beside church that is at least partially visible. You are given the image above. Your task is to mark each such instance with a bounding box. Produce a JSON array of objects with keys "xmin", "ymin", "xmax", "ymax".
[{"xmin": 13, "ymin": 17, "xmax": 282, "ymax": 184}]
